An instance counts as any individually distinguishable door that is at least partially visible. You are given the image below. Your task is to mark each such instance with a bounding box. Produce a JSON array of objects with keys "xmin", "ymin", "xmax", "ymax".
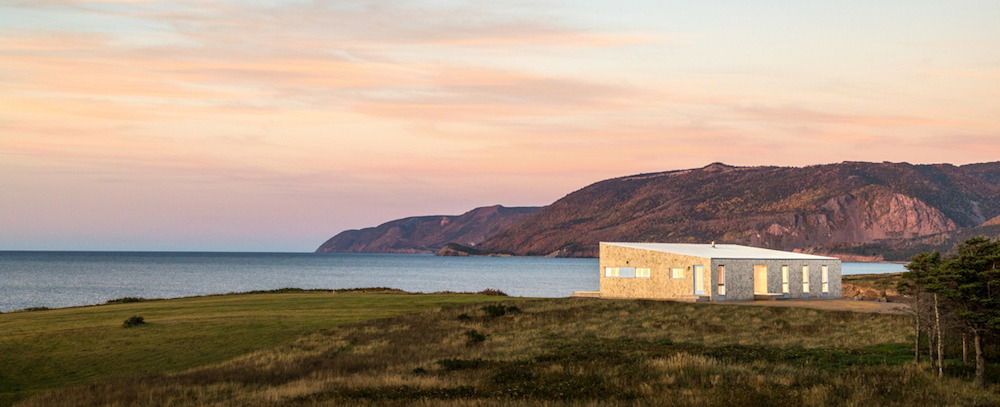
[
  {"xmin": 693, "ymin": 265, "xmax": 704, "ymax": 295},
  {"xmin": 754, "ymin": 265, "xmax": 768, "ymax": 294}
]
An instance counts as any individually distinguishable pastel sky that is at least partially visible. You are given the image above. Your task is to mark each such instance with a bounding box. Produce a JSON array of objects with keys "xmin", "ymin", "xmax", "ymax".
[{"xmin": 2, "ymin": 0, "xmax": 999, "ymax": 251}]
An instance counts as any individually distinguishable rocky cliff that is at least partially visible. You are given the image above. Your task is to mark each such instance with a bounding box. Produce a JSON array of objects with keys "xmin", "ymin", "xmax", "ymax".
[
  {"xmin": 315, "ymin": 205, "xmax": 542, "ymax": 254},
  {"xmin": 476, "ymin": 161, "xmax": 1000, "ymax": 258}
]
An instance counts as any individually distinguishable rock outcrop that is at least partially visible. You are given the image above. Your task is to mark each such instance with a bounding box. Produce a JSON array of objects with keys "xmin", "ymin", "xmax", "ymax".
[{"xmin": 982, "ymin": 215, "xmax": 1000, "ymax": 227}]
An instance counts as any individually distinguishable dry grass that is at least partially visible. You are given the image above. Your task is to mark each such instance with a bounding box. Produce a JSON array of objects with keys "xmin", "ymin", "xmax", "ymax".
[{"xmin": 18, "ymin": 298, "xmax": 1000, "ymax": 407}]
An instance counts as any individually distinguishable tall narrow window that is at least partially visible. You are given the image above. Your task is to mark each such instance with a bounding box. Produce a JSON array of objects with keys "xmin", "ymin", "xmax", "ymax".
[
  {"xmin": 822, "ymin": 265, "xmax": 829, "ymax": 296},
  {"xmin": 802, "ymin": 265, "xmax": 810, "ymax": 298},
  {"xmin": 718, "ymin": 265, "xmax": 726, "ymax": 297},
  {"xmin": 781, "ymin": 265, "xmax": 789, "ymax": 297}
]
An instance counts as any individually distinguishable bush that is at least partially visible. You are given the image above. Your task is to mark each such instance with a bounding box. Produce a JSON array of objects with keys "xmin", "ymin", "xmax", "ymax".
[
  {"xmin": 481, "ymin": 304, "xmax": 521, "ymax": 317},
  {"xmin": 477, "ymin": 288, "xmax": 508, "ymax": 296},
  {"xmin": 464, "ymin": 329, "xmax": 487, "ymax": 345},
  {"xmin": 457, "ymin": 313, "xmax": 471, "ymax": 321},
  {"xmin": 122, "ymin": 316, "xmax": 146, "ymax": 328},
  {"xmin": 105, "ymin": 297, "xmax": 145, "ymax": 304},
  {"xmin": 411, "ymin": 367, "xmax": 426, "ymax": 375}
]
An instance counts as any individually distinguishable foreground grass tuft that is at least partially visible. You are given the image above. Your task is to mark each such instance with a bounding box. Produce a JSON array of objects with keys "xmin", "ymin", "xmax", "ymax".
[{"xmin": 17, "ymin": 298, "xmax": 1000, "ymax": 406}]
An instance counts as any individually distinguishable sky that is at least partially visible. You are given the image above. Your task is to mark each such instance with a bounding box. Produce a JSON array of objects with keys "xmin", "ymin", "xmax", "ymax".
[{"xmin": 2, "ymin": 0, "xmax": 999, "ymax": 251}]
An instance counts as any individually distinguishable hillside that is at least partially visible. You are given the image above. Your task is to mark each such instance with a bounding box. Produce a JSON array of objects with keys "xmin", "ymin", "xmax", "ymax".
[
  {"xmin": 477, "ymin": 161, "xmax": 1000, "ymax": 258},
  {"xmin": 315, "ymin": 205, "xmax": 542, "ymax": 254}
]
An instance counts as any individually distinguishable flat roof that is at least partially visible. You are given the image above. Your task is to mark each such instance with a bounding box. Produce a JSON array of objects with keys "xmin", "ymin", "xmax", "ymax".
[{"xmin": 602, "ymin": 242, "xmax": 839, "ymax": 260}]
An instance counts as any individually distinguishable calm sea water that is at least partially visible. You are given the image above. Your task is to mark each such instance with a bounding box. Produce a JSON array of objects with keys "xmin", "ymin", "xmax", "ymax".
[{"xmin": 0, "ymin": 252, "xmax": 904, "ymax": 312}]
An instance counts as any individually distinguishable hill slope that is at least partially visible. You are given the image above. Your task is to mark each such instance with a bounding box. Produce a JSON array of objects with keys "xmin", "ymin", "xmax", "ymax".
[
  {"xmin": 316, "ymin": 205, "xmax": 542, "ymax": 254},
  {"xmin": 477, "ymin": 161, "xmax": 1000, "ymax": 258}
]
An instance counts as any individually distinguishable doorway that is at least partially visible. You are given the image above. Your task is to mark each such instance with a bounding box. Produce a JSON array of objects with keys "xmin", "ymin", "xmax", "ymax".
[{"xmin": 754, "ymin": 265, "xmax": 768, "ymax": 294}]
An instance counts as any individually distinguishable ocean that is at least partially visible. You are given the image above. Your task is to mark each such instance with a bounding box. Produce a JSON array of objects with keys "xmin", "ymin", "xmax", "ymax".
[{"xmin": 0, "ymin": 251, "xmax": 906, "ymax": 312}]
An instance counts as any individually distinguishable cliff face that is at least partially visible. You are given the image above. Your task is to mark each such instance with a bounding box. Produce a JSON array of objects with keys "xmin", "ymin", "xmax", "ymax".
[
  {"xmin": 476, "ymin": 161, "xmax": 1000, "ymax": 258},
  {"xmin": 315, "ymin": 205, "xmax": 542, "ymax": 254}
]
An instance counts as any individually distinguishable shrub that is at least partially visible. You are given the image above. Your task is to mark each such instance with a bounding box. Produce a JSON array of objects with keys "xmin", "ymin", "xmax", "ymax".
[
  {"xmin": 122, "ymin": 316, "xmax": 146, "ymax": 328},
  {"xmin": 481, "ymin": 304, "xmax": 521, "ymax": 317},
  {"xmin": 477, "ymin": 288, "xmax": 508, "ymax": 296},
  {"xmin": 105, "ymin": 297, "xmax": 145, "ymax": 304},
  {"xmin": 457, "ymin": 313, "xmax": 471, "ymax": 321},
  {"xmin": 464, "ymin": 329, "xmax": 487, "ymax": 345},
  {"xmin": 411, "ymin": 367, "xmax": 426, "ymax": 375}
]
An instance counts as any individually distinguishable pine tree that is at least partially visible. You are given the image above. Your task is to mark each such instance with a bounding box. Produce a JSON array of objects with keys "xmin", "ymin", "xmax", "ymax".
[{"xmin": 930, "ymin": 237, "xmax": 1000, "ymax": 387}]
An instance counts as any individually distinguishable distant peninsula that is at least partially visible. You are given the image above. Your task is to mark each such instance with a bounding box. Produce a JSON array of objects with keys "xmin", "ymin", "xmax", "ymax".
[
  {"xmin": 317, "ymin": 161, "xmax": 1000, "ymax": 261},
  {"xmin": 315, "ymin": 205, "xmax": 542, "ymax": 254}
]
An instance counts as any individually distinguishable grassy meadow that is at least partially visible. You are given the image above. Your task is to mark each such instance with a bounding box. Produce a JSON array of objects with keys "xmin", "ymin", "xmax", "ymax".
[
  {"xmin": 0, "ymin": 290, "xmax": 516, "ymax": 406},
  {"xmin": 13, "ymin": 295, "xmax": 1000, "ymax": 406}
]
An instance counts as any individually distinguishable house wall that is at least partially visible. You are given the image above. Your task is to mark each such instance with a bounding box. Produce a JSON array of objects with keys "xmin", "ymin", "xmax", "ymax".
[
  {"xmin": 599, "ymin": 243, "xmax": 842, "ymax": 301},
  {"xmin": 709, "ymin": 259, "xmax": 842, "ymax": 300},
  {"xmin": 599, "ymin": 243, "xmax": 710, "ymax": 300}
]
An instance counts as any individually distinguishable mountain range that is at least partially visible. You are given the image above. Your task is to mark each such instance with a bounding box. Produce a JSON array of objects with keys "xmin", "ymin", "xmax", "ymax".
[{"xmin": 316, "ymin": 161, "xmax": 1000, "ymax": 261}]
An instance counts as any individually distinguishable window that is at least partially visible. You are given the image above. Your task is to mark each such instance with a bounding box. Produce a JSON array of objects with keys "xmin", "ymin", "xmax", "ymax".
[
  {"xmin": 781, "ymin": 265, "xmax": 789, "ymax": 296},
  {"xmin": 822, "ymin": 265, "xmax": 829, "ymax": 295},
  {"xmin": 718, "ymin": 265, "xmax": 726, "ymax": 296},
  {"xmin": 605, "ymin": 267, "xmax": 647, "ymax": 278},
  {"xmin": 802, "ymin": 265, "xmax": 810, "ymax": 297},
  {"xmin": 670, "ymin": 268, "xmax": 685, "ymax": 279}
]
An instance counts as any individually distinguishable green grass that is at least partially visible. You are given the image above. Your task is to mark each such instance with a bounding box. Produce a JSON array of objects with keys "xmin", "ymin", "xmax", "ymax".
[
  {"xmin": 0, "ymin": 291, "xmax": 516, "ymax": 406},
  {"xmin": 17, "ymin": 298, "xmax": 1000, "ymax": 406}
]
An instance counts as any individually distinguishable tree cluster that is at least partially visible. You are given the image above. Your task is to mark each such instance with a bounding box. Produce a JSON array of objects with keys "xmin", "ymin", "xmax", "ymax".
[{"xmin": 900, "ymin": 236, "xmax": 1000, "ymax": 387}]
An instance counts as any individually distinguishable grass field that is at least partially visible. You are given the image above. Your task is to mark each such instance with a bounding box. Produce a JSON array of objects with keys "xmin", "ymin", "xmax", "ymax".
[
  {"xmin": 14, "ymin": 296, "xmax": 1000, "ymax": 406},
  {"xmin": 0, "ymin": 290, "xmax": 516, "ymax": 406}
]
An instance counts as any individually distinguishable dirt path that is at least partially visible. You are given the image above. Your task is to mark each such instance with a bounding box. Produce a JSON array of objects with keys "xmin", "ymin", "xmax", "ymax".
[{"xmin": 717, "ymin": 298, "xmax": 911, "ymax": 314}]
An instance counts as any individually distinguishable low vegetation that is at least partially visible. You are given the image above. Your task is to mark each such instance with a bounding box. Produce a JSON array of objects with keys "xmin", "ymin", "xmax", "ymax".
[
  {"xmin": 121, "ymin": 316, "xmax": 145, "ymax": 328},
  {"xmin": 0, "ymin": 291, "xmax": 514, "ymax": 406},
  {"xmin": 18, "ymin": 297, "xmax": 1000, "ymax": 406},
  {"xmin": 842, "ymin": 272, "xmax": 903, "ymax": 291}
]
